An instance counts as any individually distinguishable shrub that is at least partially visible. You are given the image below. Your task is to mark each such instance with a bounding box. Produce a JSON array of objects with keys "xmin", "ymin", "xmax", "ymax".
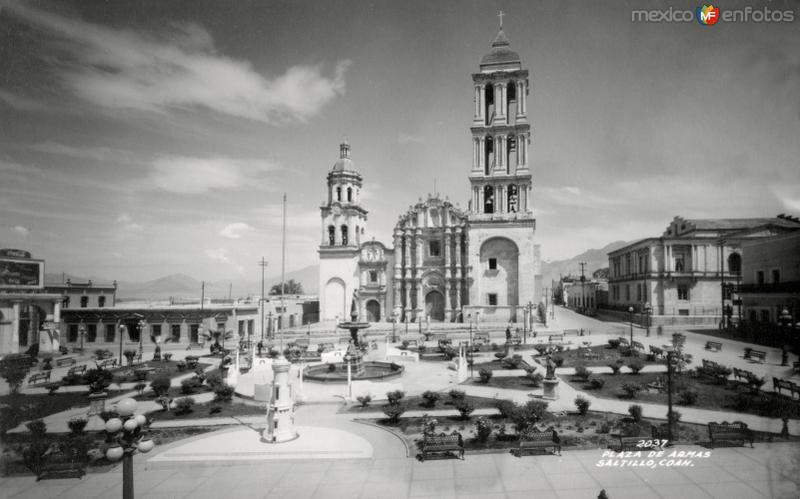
[
  {"xmin": 511, "ymin": 400, "xmax": 549, "ymax": 434},
  {"xmin": 213, "ymin": 384, "xmax": 235, "ymax": 402},
  {"xmin": 356, "ymin": 395, "xmax": 372, "ymax": 408},
  {"xmin": 495, "ymin": 399, "xmax": 517, "ymax": 419},
  {"xmin": 574, "ymin": 365, "xmax": 592, "ymax": 381},
  {"xmin": 181, "ymin": 377, "xmax": 202, "ymax": 394},
  {"xmin": 400, "ymin": 340, "xmax": 410, "ymax": 350},
  {"xmin": 553, "ymin": 356, "xmax": 564, "ymax": 367},
  {"xmin": 163, "ymin": 353, "xmax": 173, "ymax": 361},
  {"xmin": 174, "ymin": 396, "xmax": 196, "ymax": 415},
  {"xmin": 327, "ymin": 363, "xmax": 336, "ymax": 372},
  {"xmin": 494, "ymin": 351, "xmax": 508, "ymax": 360},
  {"xmin": 473, "ymin": 417, "xmax": 492, "ymax": 443},
  {"xmin": 621, "ymin": 383, "xmax": 642, "ymax": 399},
  {"xmin": 449, "ymin": 389, "xmax": 466, "ymax": 401},
  {"xmin": 68, "ymin": 417, "xmax": 88, "ymax": 435},
  {"xmin": 607, "ymin": 360, "xmax": 623, "ymax": 375},
  {"xmin": 99, "ymin": 411, "xmax": 118, "ymax": 423},
  {"xmin": 150, "ymin": 375, "xmax": 172, "ymax": 396},
  {"xmin": 205, "ymin": 373, "xmax": 224, "ymax": 389},
  {"xmin": 421, "ymin": 390, "xmax": 440, "ymax": 407},
  {"xmin": 627, "ymin": 359, "xmax": 645, "ymax": 374},
  {"xmin": 528, "ymin": 371, "xmax": 544, "ymax": 387},
  {"xmin": 454, "ymin": 398, "xmax": 475, "ymax": 420},
  {"xmin": 608, "ymin": 339, "xmax": 621, "ymax": 349},
  {"xmin": 208, "ymin": 404, "xmax": 222, "ymax": 415},
  {"xmin": 677, "ymin": 389, "xmax": 698, "ymax": 406},
  {"xmin": 386, "ymin": 390, "xmax": 405, "ymax": 405},
  {"xmin": 502, "ymin": 354, "xmax": 522, "ymax": 368},
  {"xmin": 134, "ymin": 382, "xmax": 147, "ymax": 395},
  {"xmin": 628, "ymin": 404, "xmax": 643, "ymax": 422},
  {"xmin": 0, "ymin": 354, "xmax": 31, "ymax": 393},
  {"xmin": 588, "ymin": 377, "xmax": 605, "ymax": 390},
  {"xmin": 478, "ymin": 367, "xmax": 493, "ymax": 383},
  {"xmin": 668, "ymin": 410, "xmax": 682, "ymax": 426},
  {"xmin": 43, "ymin": 382, "xmax": 62, "ymax": 395},
  {"xmin": 490, "ymin": 342, "xmax": 499, "ymax": 351},
  {"xmin": 176, "ymin": 360, "xmax": 187, "ymax": 371},
  {"xmin": 382, "ymin": 403, "xmax": 405, "ymax": 423},
  {"xmin": 123, "ymin": 349, "xmax": 137, "ymax": 365},
  {"xmin": 574, "ymin": 396, "xmax": 591, "ymax": 415},
  {"xmin": 417, "ymin": 344, "xmax": 427, "ymax": 354},
  {"xmin": 26, "ymin": 419, "xmax": 47, "ymax": 437}
]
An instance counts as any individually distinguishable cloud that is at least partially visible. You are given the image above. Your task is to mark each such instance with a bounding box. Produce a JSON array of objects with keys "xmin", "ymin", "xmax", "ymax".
[
  {"xmin": 146, "ymin": 156, "xmax": 280, "ymax": 194},
  {"xmin": 205, "ymin": 248, "xmax": 243, "ymax": 274},
  {"xmin": 220, "ymin": 222, "xmax": 253, "ymax": 239},
  {"xmin": 13, "ymin": 225, "xmax": 30, "ymax": 236},
  {"xmin": 0, "ymin": 89, "xmax": 45, "ymax": 111},
  {"xmin": 116, "ymin": 213, "xmax": 143, "ymax": 231},
  {"xmin": 398, "ymin": 133, "xmax": 425, "ymax": 145},
  {"xmin": 4, "ymin": 2, "xmax": 350, "ymax": 124}
]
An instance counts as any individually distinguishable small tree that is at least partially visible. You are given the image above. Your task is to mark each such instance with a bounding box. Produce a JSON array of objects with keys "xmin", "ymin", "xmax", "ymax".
[
  {"xmin": 528, "ymin": 371, "xmax": 544, "ymax": 387},
  {"xmin": 382, "ymin": 403, "xmax": 405, "ymax": 423},
  {"xmin": 478, "ymin": 368, "xmax": 493, "ymax": 383},
  {"xmin": 621, "ymin": 383, "xmax": 642, "ymax": 399},
  {"xmin": 574, "ymin": 365, "xmax": 592, "ymax": 381},
  {"xmin": 627, "ymin": 359, "xmax": 645, "ymax": 375},
  {"xmin": 608, "ymin": 359, "xmax": 624, "ymax": 375},
  {"xmin": 68, "ymin": 417, "xmax": 88, "ymax": 435},
  {"xmin": 386, "ymin": 390, "xmax": 405, "ymax": 405},
  {"xmin": 356, "ymin": 395, "xmax": 372, "ymax": 408},
  {"xmin": 0, "ymin": 355, "xmax": 31, "ymax": 394},
  {"xmin": 123, "ymin": 349, "xmax": 137, "ymax": 365},
  {"xmin": 150, "ymin": 375, "xmax": 172, "ymax": 397},
  {"xmin": 269, "ymin": 279, "xmax": 303, "ymax": 295},
  {"xmin": 422, "ymin": 390, "xmax": 440, "ymax": 407},
  {"xmin": 174, "ymin": 397, "xmax": 196, "ymax": 415},
  {"xmin": 677, "ymin": 389, "xmax": 698, "ymax": 405},
  {"xmin": 213, "ymin": 384, "xmax": 235, "ymax": 402},
  {"xmin": 628, "ymin": 404, "xmax": 643, "ymax": 422},
  {"xmin": 473, "ymin": 417, "xmax": 492, "ymax": 443},
  {"xmin": 449, "ymin": 389, "xmax": 466, "ymax": 400},
  {"xmin": 454, "ymin": 398, "xmax": 475, "ymax": 420},
  {"xmin": 588, "ymin": 377, "xmax": 605, "ymax": 390},
  {"xmin": 574, "ymin": 396, "xmax": 591, "ymax": 415},
  {"xmin": 511, "ymin": 400, "xmax": 549, "ymax": 434},
  {"xmin": 495, "ymin": 399, "xmax": 517, "ymax": 419}
]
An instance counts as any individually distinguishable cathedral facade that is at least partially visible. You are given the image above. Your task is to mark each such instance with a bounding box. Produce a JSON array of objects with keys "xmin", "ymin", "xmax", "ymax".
[{"xmin": 319, "ymin": 27, "xmax": 539, "ymax": 324}]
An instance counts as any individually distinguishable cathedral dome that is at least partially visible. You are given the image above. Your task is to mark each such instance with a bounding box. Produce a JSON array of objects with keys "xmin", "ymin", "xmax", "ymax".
[
  {"xmin": 479, "ymin": 28, "xmax": 521, "ymax": 71},
  {"xmin": 331, "ymin": 140, "xmax": 357, "ymax": 172}
]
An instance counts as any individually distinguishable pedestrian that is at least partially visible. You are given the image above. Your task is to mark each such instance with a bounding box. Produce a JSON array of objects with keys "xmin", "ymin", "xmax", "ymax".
[
  {"xmin": 257, "ymin": 340, "xmax": 263, "ymax": 356},
  {"xmin": 505, "ymin": 326, "xmax": 512, "ymax": 342}
]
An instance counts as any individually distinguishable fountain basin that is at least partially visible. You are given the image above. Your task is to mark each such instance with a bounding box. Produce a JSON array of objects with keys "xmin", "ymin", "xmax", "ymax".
[{"xmin": 303, "ymin": 361, "xmax": 404, "ymax": 383}]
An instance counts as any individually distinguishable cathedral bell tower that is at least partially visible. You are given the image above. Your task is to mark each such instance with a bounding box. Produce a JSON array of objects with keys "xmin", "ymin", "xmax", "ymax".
[
  {"xmin": 465, "ymin": 20, "xmax": 537, "ymax": 321},
  {"xmin": 318, "ymin": 141, "xmax": 368, "ymax": 322}
]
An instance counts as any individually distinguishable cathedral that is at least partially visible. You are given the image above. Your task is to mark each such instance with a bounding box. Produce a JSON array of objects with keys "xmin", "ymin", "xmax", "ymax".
[{"xmin": 318, "ymin": 26, "xmax": 540, "ymax": 325}]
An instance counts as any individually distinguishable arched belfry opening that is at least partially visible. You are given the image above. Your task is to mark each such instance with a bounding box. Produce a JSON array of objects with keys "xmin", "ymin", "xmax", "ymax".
[
  {"xmin": 328, "ymin": 225, "xmax": 335, "ymax": 245},
  {"xmin": 506, "ymin": 81, "xmax": 516, "ymax": 121},
  {"xmin": 341, "ymin": 225, "xmax": 348, "ymax": 245},
  {"xmin": 347, "ymin": 187, "xmax": 352, "ymax": 202},
  {"xmin": 484, "ymin": 185, "xmax": 495, "ymax": 214},
  {"xmin": 506, "ymin": 135, "xmax": 516, "ymax": 173},
  {"xmin": 507, "ymin": 184, "xmax": 518, "ymax": 213},
  {"xmin": 728, "ymin": 253, "xmax": 742, "ymax": 274},
  {"xmin": 484, "ymin": 83, "xmax": 494, "ymax": 125}
]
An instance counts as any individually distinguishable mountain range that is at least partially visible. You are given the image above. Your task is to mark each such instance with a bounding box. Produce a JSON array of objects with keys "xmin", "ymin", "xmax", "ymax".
[{"xmin": 45, "ymin": 241, "xmax": 631, "ymax": 300}]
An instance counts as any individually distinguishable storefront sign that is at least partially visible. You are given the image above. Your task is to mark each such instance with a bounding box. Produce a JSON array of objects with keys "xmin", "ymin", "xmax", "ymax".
[
  {"xmin": 0, "ymin": 249, "xmax": 32, "ymax": 259},
  {"xmin": 0, "ymin": 258, "xmax": 44, "ymax": 289}
]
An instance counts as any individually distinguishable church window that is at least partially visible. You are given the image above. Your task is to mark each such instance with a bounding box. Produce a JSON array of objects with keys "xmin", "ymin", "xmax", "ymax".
[
  {"xmin": 507, "ymin": 81, "xmax": 516, "ymax": 119},
  {"xmin": 488, "ymin": 293, "xmax": 498, "ymax": 306},
  {"xmin": 625, "ymin": 285, "xmax": 630, "ymax": 301},
  {"xmin": 336, "ymin": 187, "xmax": 342, "ymax": 202},
  {"xmin": 328, "ymin": 225, "xmax": 335, "ymax": 246},
  {"xmin": 87, "ymin": 324, "xmax": 97, "ymax": 342},
  {"xmin": 80, "ymin": 296, "xmax": 89, "ymax": 308},
  {"xmin": 98, "ymin": 296, "xmax": 106, "ymax": 308},
  {"xmin": 675, "ymin": 254, "xmax": 685, "ymax": 272},
  {"xmin": 506, "ymin": 136, "xmax": 515, "ymax": 173},
  {"xmin": 488, "ymin": 258, "xmax": 497, "ymax": 270},
  {"xmin": 347, "ymin": 187, "xmax": 352, "ymax": 202},
  {"xmin": 369, "ymin": 270, "xmax": 377, "ymax": 283},
  {"xmin": 484, "ymin": 136, "xmax": 494, "ymax": 175},
  {"xmin": 484, "ymin": 83, "xmax": 494, "ymax": 126},
  {"xmin": 429, "ymin": 240, "xmax": 441, "ymax": 257},
  {"xmin": 341, "ymin": 225, "xmax": 348, "ymax": 245},
  {"xmin": 756, "ymin": 270, "xmax": 764, "ymax": 284},
  {"xmin": 483, "ymin": 185, "xmax": 494, "ymax": 214},
  {"xmin": 507, "ymin": 185, "xmax": 518, "ymax": 213},
  {"xmin": 677, "ymin": 285, "xmax": 689, "ymax": 300}
]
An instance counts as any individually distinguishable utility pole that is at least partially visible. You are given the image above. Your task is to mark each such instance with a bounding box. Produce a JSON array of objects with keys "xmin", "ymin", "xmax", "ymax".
[
  {"xmin": 280, "ymin": 193, "xmax": 286, "ymax": 352},
  {"xmin": 542, "ymin": 287, "xmax": 549, "ymax": 327},
  {"xmin": 259, "ymin": 258, "xmax": 268, "ymax": 341},
  {"xmin": 718, "ymin": 239, "xmax": 726, "ymax": 330},
  {"xmin": 579, "ymin": 261, "xmax": 587, "ymax": 312}
]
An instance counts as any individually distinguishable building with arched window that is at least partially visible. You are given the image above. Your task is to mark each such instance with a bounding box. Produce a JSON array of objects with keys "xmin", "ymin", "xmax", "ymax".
[{"xmin": 318, "ymin": 25, "xmax": 540, "ymax": 324}]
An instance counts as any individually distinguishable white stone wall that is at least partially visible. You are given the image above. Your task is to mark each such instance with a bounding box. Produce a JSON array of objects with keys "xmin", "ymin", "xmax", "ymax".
[{"xmin": 319, "ymin": 252, "xmax": 359, "ymax": 321}]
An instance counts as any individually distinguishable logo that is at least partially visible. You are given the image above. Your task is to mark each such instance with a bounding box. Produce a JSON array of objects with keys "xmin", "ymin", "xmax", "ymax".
[{"xmin": 696, "ymin": 4, "xmax": 720, "ymax": 25}]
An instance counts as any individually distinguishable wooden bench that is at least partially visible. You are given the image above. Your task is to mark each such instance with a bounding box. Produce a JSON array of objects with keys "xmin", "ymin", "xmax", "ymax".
[
  {"xmin": 705, "ymin": 341, "xmax": 723, "ymax": 352},
  {"xmin": 317, "ymin": 342, "xmax": 335, "ymax": 353},
  {"xmin": 649, "ymin": 345, "xmax": 665, "ymax": 359},
  {"xmin": 616, "ymin": 435, "xmax": 651, "ymax": 451},
  {"xmin": 292, "ymin": 338, "xmax": 310, "ymax": 351},
  {"xmin": 773, "ymin": 378, "xmax": 800, "ymax": 399},
  {"xmin": 95, "ymin": 358, "xmax": 117, "ymax": 369},
  {"xmin": 28, "ymin": 371, "xmax": 51, "ymax": 385},
  {"xmin": 420, "ymin": 433, "xmax": 464, "ymax": 461},
  {"xmin": 428, "ymin": 333, "xmax": 449, "ymax": 342},
  {"xmin": 67, "ymin": 365, "xmax": 87, "ymax": 377},
  {"xmin": 516, "ymin": 430, "xmax": 561, "ymax": 456},
  {"xmin": 437, "ymin": 338, "xmax": 453, "ymax": 352},
  {"xmin": 732, "ymin": 367, "xmax": 754, "ymax": 383},
  {"xmin": 744, "ymin": 349, "xmax": 767, "ymax": 363},
  {"xmin": 36, "ymin": 447, "xmax": 86, "ymax": 481},
  {"xmin": 55, "ymin": 357, "xmax": 76, "ymax": 368},
  {"xmin": 474, "ymin": 332, "xmax": 490, "ymax": 344},
  {"xmin": 548, "ymin": 334, "xmax": 564, "ymax": 344},
  {"xmin": 708, "ymin": 421, "xmax": 754, "ymax": 448}
]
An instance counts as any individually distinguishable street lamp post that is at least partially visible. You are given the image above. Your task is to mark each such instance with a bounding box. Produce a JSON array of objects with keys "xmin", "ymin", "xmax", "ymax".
[
  {"xmin": 644, "ymin": 303, "xmax": 652, "ymax": 337},
  {"xmin": 779, "ymin": 308, "xmax": 792, "ymax": 366},
  {"xmin": 665, "ymin": 348, "xmax": 675, "ymax": 443},
  {"xmin": 104, "ymin": 398, "xmax": 155, "ymax": 499},
  {"xmin": 628, "ymin": 306, "xmax": 634, "ymax": 346},
  {"xmin": 468, "ymin": 313, "xmax": 473, "ymax": 347},
  {"xmin": 78, "ymin": 323, "xmax": 86, "ymax": 354},
  {"xmin": 137, "ymin": 320, "xmax": 145, "ymax": 359}
]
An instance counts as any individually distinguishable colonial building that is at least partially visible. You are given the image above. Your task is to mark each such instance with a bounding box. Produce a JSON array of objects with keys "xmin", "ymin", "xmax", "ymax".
[
  {"xmin": 45, "ymin": 278, "xmax": 117, "ymax": 309},
  {"xmin": 319, "ymin": 25, "xmax": 538, "ymax": 324},
  {"xmin": 607, "ymin": 215, "xmax": 800, "ymax": 324}
]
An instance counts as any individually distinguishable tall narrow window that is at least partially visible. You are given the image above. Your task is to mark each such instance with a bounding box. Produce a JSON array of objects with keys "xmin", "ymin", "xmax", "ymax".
[
  {"xmin": 484, "ymin": 83, "xmax": 494, "ymax": 126},
  {"xmin": 98, "ymin": 296, "xmax": 106, "ymax": 308},
  {"xmin": 483, "ymin": 185, "xmax": 494, "ymax": 214},
  {"xmin": 507, "ymin": 184, "xmax": 518, "ymax": 213},
  {"xmin": 488, "ymin": 258, "xmax": 497, "ymax": 270},
  {"xmin": 507, "ymin": 81, "xmax": 516, "ymax": 120},
  {"xmin": 87, "ymin": 324, "xmax": 97, "ymax": 342},
  {"xmin": 429, "ymin": 240, "xmax": 441, "ymax": 257},
  {"xmin": 772, "ymin": 269, "xmax": 781, "ymax": 283},
  {"xmin": 104, "ymin": 324, "xmax": 115, "ymax": 342},
  {"xmin": 347, "ymin": 187, "xmax": 352, "ymax": 202},
  {"xmin": 171, "ymin": 324, "xmax": 181, "ymax": 342},
  {"xmin": 328, "ymin": 225, "xmax": 335, "ymax": 246},
  {"xmin": 336, "ymin": 187, "xmax": 342, "ymax": 201},
  {"xmin": 484, "ymin": 136, "xmax": 494, "ymax": 175},
  {"xmin": 80, "ymin": 296, "xmax": 88, "ymax": 308},
  {"xmin": 341, "ymin": 225, "xmax": 348, "ymax": 245},
  {"xmin": 488, "ymin": 293, "xmax": 498, "ymax": 305},
  {"xmin": 506, "ymin": 136, "xmax": 515, "ymax": 173},
  {"xmin": 756, "ymin": 270, "xmax": 764, "ymax": 284},
  {"xmin": 677, "ymin": 285, "xmax": 689, "ymax": 300}
]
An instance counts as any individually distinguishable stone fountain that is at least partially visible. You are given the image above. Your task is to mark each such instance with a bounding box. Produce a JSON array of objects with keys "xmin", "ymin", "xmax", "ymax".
[{"xmin": 336, "ymin": 292, "xmax": 370, "ymax": 377}]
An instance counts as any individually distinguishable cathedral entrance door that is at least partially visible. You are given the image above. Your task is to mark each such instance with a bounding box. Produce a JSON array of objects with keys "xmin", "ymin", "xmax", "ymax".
[
  {"xmin": 425, "ymin": 291, "xmax": 445, "ymax": 322},
  {"xmin": 366, "ymin": 300, "xmax": 381, "ymax": 322}
]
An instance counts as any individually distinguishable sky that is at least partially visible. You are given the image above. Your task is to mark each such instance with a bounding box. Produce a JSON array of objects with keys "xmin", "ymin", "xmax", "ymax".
[{"xmin": 1, "ymin": 0, "xmax": 798, "ymax": 283}]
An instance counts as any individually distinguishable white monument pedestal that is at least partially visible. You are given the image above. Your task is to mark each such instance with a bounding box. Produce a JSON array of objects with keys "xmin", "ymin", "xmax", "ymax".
[
  {"xmin": 265, "ymin": 357, "xmax": 298, "ymax": 443},
  {"xmin": 542, "ymin": 378, "xmax": 560, "ymax": 400}
]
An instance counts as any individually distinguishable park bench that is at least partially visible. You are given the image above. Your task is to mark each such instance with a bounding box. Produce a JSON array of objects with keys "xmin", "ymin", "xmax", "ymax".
[
  {"xmin": 744, "ymin": 348, "xmax": 767, "ymax": 363},
  {"xmin": 437, "ymin": 338, "xmax": 453, "ymax": 352},
  {"xmin": 732, "ymin": 367, "xmax": 754, "ymax": 383},
  {"xmin": 618, "ymin": 337, "xmax": 629, "ymax": 347},
  {"xmin": 548, "ymin": 334, "xmax": 564, "ymax": 344},
  {"xmin": 420, "ymin": 432, "xmax": 464, "ymax": 461},
  {"xmin": 95, "ymin": 358, "xmax": 117, "ymax": 369},
  {"xmin": 56, "ymin": 357, "xmax": 76, "ymax": 368},
  {"xmin": 649, "ymin": 345, "xmax": 665, "ymax": 360},
  {"xmin": 473, "ymin": 332, "xmax": 491, "ymax": 344},
  {"xmin": 317, "ymin": 342, "xmax": 335, "ymax": 353},
  {"xmin": 428, "ymin": 332, "xmax": 449, "ymax": 342},
  {"xmin": 292, "ymin": 338, "xmax": 310, "ymax": 351},
  {"xmin": 67, "ymin": 365, "xmax": 87, "ymax": 377},
  {"xmin": 28, "ymin": 371, "xmax": 51, "ymax": 385},
  {"xmin": 773, "ymin": 378, "xmax": 800, "ymax": 399},
  {"xmin": 707, "ymin": 421, "xmax": 754, "ymax": 448},
  {"xmin": 616, "ymin": 435, "xmax": 652, "ymax": 452},
  {"xmin": 95, "ymin": 350, "xmax": 113, "ymax": 360},
  {"xmin": 705, "ymin": 341, "xmax": 723, "ymax": 352},
  {"xmin": 36, "ymin": 446, "xmax": 86, "ymax": 481},
  {"xmin": 516, "ymin": 430, "xmax": 561, "ymax": 456},
  {"xmin": 794, "ymin": 360, "xmax": 800, "ymax": 373},
  {"xmin": 563, "ymin": 329, "xmax": 579, "ymax": 336}
]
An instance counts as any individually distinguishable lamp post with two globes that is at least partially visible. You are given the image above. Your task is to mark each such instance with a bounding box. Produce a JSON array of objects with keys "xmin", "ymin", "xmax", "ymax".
[{"xmin": 104, "ymin": 398, "xmax": 155, "ymax": 499}]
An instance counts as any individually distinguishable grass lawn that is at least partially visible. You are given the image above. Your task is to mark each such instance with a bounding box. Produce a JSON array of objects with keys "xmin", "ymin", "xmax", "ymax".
[
  {"xmin": 561, "ymin": 372, "xmax": 800, "ymax": 419},
  {"xmin": 540, "ymin": 345, "xmax": 664, "ymax": 368},
  {"xmin": 339, "ymin": 393, "xmax": 500, "ymax": 414},
  {"xmin": 467, "ymin": 376, "xmax": 542, "ymax": 391},
  {"xmin": 146, "ymin": 398, "xmax": 265, "ymax": 421},
  {"xmin": 0, "ymin": 390, "xmax": 125, "ymax": 434}
]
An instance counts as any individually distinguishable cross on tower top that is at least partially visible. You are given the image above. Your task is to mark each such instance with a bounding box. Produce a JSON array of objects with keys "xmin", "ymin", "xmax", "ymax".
[{"xmin": 497, "ymin": 10, "xmax": 505, "ymax": 28}]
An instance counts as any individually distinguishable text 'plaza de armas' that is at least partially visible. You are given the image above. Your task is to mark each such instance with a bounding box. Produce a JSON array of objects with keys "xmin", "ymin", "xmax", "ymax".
[{"xmin": 318, "ymin": 26, "xmax": 543, "ymax": 326}]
